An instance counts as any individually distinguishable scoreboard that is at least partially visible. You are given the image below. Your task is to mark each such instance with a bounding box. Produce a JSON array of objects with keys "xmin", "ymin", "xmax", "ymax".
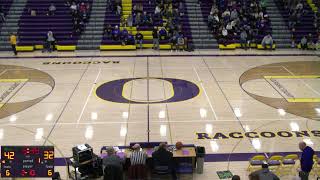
[{"xmin": 1, "ymin": 146, "xmax": 54, "ymax": 177}]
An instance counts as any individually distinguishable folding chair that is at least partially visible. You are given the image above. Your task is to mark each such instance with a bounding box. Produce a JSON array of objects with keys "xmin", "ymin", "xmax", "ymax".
[
  {"xmin": 311, "ymin": 155, "xmax": 320, "ymax": 177},
  {"xmin": 267, "ymin": 155, "xmax": 283, "ymax": 176},
  {"xmin": 280, "ymin": 154, "xmax": 299, "ymax": 176},
  {"xmin": 247, "ymin": 155, "xmax": 266, "ymax": 173}
]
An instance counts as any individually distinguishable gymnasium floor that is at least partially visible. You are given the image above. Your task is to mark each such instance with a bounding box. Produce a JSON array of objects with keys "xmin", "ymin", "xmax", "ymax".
[{"xmin": 0, "ymin": 50, "xmax": 319, "ymax": 179}]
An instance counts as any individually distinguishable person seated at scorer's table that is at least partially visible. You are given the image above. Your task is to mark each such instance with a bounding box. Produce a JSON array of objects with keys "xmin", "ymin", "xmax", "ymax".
[
  {"xmin": 249, "ymin": 163, "xmax": 280, "ymax": 180},
  {"xmin": 128, "ymin": 144, "xmax": 148, "ymax": 179},
  {"xmin": 102, "ymin": 146, "xmax": 126, "ymax": 180},
  {"xmin": 152, "ymin": 142, "xmax": 177, "ymax": 180}
]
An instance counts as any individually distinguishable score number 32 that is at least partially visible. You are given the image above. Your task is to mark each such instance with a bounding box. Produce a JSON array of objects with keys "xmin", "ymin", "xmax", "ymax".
[{"xmin": 43, "ymin": 150, "xmax": 54, "ymax": 160}]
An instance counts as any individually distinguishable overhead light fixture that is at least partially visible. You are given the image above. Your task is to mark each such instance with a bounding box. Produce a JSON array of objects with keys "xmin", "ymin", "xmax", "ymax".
[
  {"xmin": 120, "ymin": 125, "xmax": 127, "ymax": 137},
  {"xmin": 303, "ymin": 138, "xmax": 314, "ymax": 146},
  {"xmin": 0, "ymin": 129, "xmax": 4, "ymax": 140},
  {"xmin": 122, "ymin": 112, "xmax": 129, "ymax": 119},
  {"xmin": 91, "ymin": 112, "xmax": 98, "ymax": 120},
  {"xmin": 205, "ymin": 124, "xmax": 213, "ymax": 134},
  {"xmin": 35, "ymin": 128, "xmax": 44, "ymax": 140},
  {"xmin": 159, "ymin": 111, "xmax": 166, "ymax": 119},
  {"xmin": 9, "ymin": 115, "xmax": 17, "ymax": 122},
  {"xmin": 278, "ymin": 109, "xmax": 286, "ymax": 116},
  {"xmin": 290, "ymin": 122, "xmax": 300, "ymax": 131},
  {"xmin": 243, "ymin": 125, "xmax": 250, "ymax": 132},
  {"xmin": 45, "ymin": 114, "xmax": 53, "ymax": 121},
  {"xmin": 210, "ymin": 141, "xmax": 219, "ymax": 152},
  {"xmin": 252, "ymin": 138, "xmax": 261, "ymax": 150},
  {"xmin": 234, "ymin": 108, "xmax": 242, "ymax": 117},
  {"xmin": 160, "ymin": 125, "xmax": 167, "ymax": 137},
  {"xmin": 200, "ymin": 108, "xmax": 207, "ymax": 118},
  {"xmin": 85, "ymin": 126, "xmax": 93, "ymax": 140}
]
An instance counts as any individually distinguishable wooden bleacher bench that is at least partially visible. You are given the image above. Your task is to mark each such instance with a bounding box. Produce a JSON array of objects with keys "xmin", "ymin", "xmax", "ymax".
[
  {"xmin": 100, "ymin": 45, "xmax": 136, "ymax": 50},
  {"xmin": 135, "ymin": 44, "xmax": 171, "ymax": 49},
  {"xmin": 56, "ymin": 45, "xmax": 76, "ymax": 51},
  {"xmin": 16, "ymin": 46, "xmax": 34, "ymax": 51},
  {"xmin": 257, "ymin": 44, "xmax": 276, "ymax": 50},
  {"xmin": 219, "ymin": 44, "xmax": 236, "ymax": 50}
]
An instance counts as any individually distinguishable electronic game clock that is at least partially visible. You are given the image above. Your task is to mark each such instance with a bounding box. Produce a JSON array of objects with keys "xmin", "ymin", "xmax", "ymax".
[{"xmin": 1, "ymin": 146, "xmax": 54, "ymax": 177}]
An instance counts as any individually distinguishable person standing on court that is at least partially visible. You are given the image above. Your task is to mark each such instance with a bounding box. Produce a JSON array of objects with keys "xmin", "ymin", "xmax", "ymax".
[
  {"xmin": 298, "ymin": 141, "xmax": 315, "ymax": 180},
  {"xmin": 152, "ymin": 27, "xmax": 159, "ymax": 50},
  {"xmin": 10, "ymin": 33, "xmax": 17, "ymax": 55}
]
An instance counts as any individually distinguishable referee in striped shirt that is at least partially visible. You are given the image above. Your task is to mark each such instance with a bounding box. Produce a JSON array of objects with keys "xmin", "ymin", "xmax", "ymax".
[{"xmin": 130, "ymin": 144, "xmax": 148, "ymax": 165}]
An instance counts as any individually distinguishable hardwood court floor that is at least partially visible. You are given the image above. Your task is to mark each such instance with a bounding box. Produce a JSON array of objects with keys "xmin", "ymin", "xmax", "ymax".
[{"xmin": 0, "ymin": 54, "xmax": 319, "ymax": 179}]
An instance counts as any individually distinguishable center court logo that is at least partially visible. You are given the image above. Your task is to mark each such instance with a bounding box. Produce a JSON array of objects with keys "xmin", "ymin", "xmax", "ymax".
[{"xmin": 95, "ymin": 78, "xmax": 200, "ymax": 104}]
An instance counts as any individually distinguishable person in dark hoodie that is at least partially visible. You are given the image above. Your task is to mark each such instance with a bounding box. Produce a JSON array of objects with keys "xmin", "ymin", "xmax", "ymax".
[
  {"xmin": 249, "ymin": 163, "xmax": 280, "ymax": 180},
  {"xmin": 299, "ymin": 141, "xmax": 315, "ymax": 180}
]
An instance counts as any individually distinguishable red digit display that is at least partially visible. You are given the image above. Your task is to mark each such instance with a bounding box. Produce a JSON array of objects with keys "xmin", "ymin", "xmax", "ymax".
[{"xmin": 29, "ymin": 169, "xmax": 36, "ymax": 176}]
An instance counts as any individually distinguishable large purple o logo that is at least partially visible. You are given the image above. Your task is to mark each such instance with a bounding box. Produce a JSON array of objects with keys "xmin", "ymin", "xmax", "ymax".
[{"xmin": 96, "ymin": 78, "xmax": 200, "ymax": 104}]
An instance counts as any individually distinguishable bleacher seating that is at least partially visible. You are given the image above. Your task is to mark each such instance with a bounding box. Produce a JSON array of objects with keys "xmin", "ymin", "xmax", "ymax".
[
  {"xmin": 0, "ymin": 0, "xmax": 12, "ymax": 29},
  {"xmin": 131, "ymin": 0, "xmax": 169, "ymax": 46},
  {"xmin": 17, "ymin": 0, "xmax": 92, "ymax": 49},
  {"xmin": 276, "ymin": 0, "xmax": 317, "ymax": 44},
  {"xmin": 0, "ymin": 0, "xmax": 319, "ymax": 51},
  {"xmin": 101, "ymin": 0, "xmax": 121, "ymax": 46}
]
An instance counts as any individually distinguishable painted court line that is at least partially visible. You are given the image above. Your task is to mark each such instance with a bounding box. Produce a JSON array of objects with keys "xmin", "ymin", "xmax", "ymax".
[
  {"xmin": 1, "ymin": 118, "xmax": 310, "ymax": 126},
  {"xmin": 286, "ymin": 98, "xmax": 320, "ymax": 103},
  {"xmin": 281, "ymin": 66, "xmax": 320, "ymax": 97},
  {"xmin": 193, "ymin": 67, "xmax": 218, "ymax": 120},
  {"xmin": 76, "ymin": 68, "xmax": 101, "ymax": 126}
]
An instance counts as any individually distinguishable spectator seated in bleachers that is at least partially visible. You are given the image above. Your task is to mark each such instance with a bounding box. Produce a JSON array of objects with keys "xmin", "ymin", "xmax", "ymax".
[
  {"xmin": 152, "ymin": 26, "xmax": 160, "ymax": 50},
  {"xmin": 316, "ymin": 35, "xmax": 320, "ymax": 50},
  {"xmin": 159, "ymin": 27, "xmax": 167, "ymax": 40},
  {"xmin": 124, "ymin": 33, "xmax": 135, "ymax": 45},
  {"xmin": 133, "ymin": 3, "xmax": 143, "ymax": 14},
  {"xmin": 134, "ymin": 12, "xmax": 142, "ymax": 26},
  {"xmin": 208, "ymin": 12, "xmax": 214, "ymax": 29},
  {"xmin": 135, "ymin": 30, "xmax": 143, "ymax": 49},
  {"xmin": 116, "ymin": 4, "xmax": 122, "ymax": 16},
  {"xmin": 120, "ymin": 28, "xmax": 129, "ymax": 44},
  {"xmin": 170, "ymin": 32, "xmax": 178, "ymax": 51},
  {"xmin": 127, "ymin": 14, "xmax": 133, "ymax": 27},
  {"xmin": 301, "ymin": 35, "xmax": 308, "ymax": 49},
  {"xmin": 46, "ymin": 31, "xmax": 56, "ymax": 52},
  {"xmin": 104, "ymin": 24, "xmax": 113, "ymax": 39},
  {"xmin": 112, "ymin": 25, "xmax": 121, "ymax": 41},
  {"xmin": 48, "ymin": 3, "xmax": 56, "ymax": 16},
  {"xmin": 240, "ymin": 29, "xmax": 248, "ymax": 50},
  {"xmin": 177, "ymin": 33, "xmax": 185, "ymax": 51},
  {"xmin": 68, "ymin": 0, "xmax": 91, "ymax": 37},
  {"xmin": 261, "ymin": 34, "xmax": 274, "ymax": 50},
  {"xmin": 307, "ymin": 33, "xmax": 315, "ymax": 49},
  {"xmin": 0, "ymin": 5, "xmax": 6, "ymax": 22},
  {"xmin": 141, "ymin": 11, "xmax": 153, "ymax": 26},
  {"xmin": 70, "ymin": 2, "xmax": 77, "ymax": 15},
  {"xmin": 207, "ymin": 0, "xmax": 271, "ymax": 48},
  {"xmin": 154, "ymin": 5, "xmax": 161, "ymax": 18}
]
